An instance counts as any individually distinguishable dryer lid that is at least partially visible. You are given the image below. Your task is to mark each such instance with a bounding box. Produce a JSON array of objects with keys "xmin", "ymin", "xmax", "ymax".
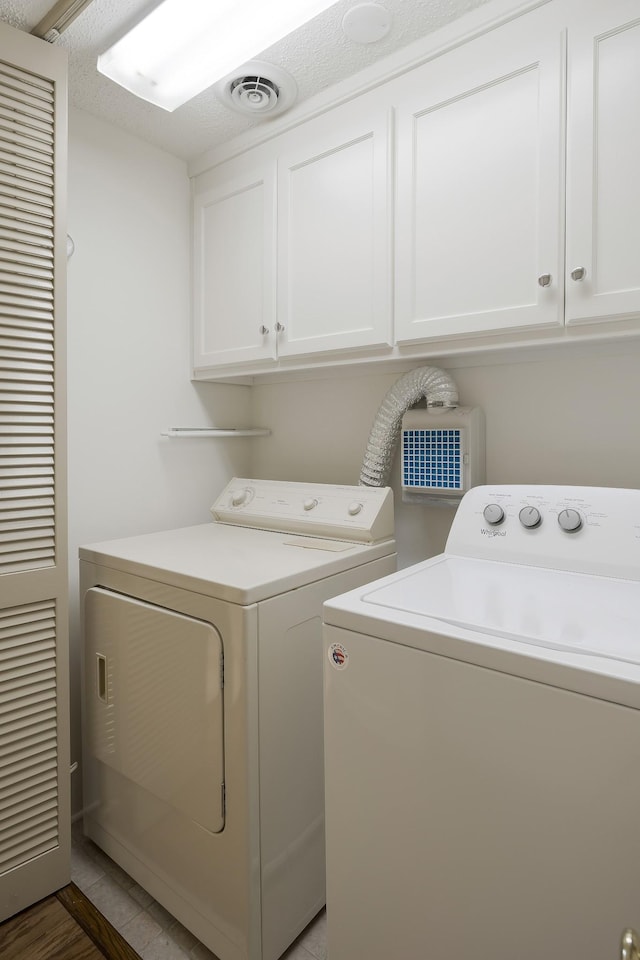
[{"xmin": 363, "ymin": 556, "xmax": 640, "ymax": 666}]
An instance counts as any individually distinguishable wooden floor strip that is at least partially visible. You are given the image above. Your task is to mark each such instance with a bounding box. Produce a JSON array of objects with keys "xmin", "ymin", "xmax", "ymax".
[
  {"xmin": 56, "ymin": 883, "xmax": 143, "ymax": 960},
  {"xmin": 0, "ymin": 894, "xmax": 105, "ymax": 960}
]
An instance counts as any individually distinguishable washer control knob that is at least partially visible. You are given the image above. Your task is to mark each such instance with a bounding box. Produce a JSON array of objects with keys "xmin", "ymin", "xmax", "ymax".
[
  {"xmin": 348, "ymin": 501, "xmax": 363, "ymax": 516},
  {"xmin": 231, "ymin": 489, "xmax": 248, "ymax": 507},
  {"xmin": 303, "ymin": 498, "xmax": 318, "ymax": 512},
  {"xmin": 483, "ymin": 504, "xmax": 505, "ymax": 526},
  {"xmin": 519, "ymin": 505, "xmax": 542, "ymax": 529},
  {"xmin": 558, "ymin": 508, "xmax": 582, "ymax": 533}
]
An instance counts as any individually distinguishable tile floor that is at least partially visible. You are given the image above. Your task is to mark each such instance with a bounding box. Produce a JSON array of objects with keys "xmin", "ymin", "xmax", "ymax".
[{"xmin": 70, "ymin": 821, "xmax": 327, "ymax": 960}]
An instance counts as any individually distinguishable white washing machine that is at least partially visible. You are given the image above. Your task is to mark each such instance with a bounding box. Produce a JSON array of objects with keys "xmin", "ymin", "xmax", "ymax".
[
  {"xmin": 80, "ymin": 477, "xmax": 395, "ymax": 960},
  {"xmin": 323, "ymin": 484, "xmax": 640, "ymax": 960}
]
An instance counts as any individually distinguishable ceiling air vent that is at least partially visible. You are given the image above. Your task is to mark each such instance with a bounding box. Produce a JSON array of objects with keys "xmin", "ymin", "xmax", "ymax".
[{"xmin": 216, "ymin": 61, "xmax": 297, "ymax": 118}]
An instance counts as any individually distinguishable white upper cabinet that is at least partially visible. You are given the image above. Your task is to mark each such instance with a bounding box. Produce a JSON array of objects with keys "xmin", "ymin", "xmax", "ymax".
[
  {"xmin": 193, "ymin": 167, "xmax": 276, "ymax": 368},
  {"xmin": 276, "ymin": 106, "xmax": 392, "ymax": 357},
  {"xmin": 193, "ymin": 104, "xmax": 391, "ymax": 373},
  {"xmin": 191, "ymin": 0, "xmax": 640, "ymax": 379},
  {"xmin": 565, "ymin": 0, "xmax": 640, "ymax": 326},
  {"xmin": 394, "ymin": 9, "xmax": 564, "ymax": 344}
]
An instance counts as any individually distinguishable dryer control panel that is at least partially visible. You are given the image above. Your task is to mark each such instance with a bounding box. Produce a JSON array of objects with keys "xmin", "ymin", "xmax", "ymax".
[
  {"xmin": 211, "ymin": 478, "xmax": 394, "ymax": 543},
  {"xmin": 446, "ymin": 484, "xmax": 640, "ymax": 580}
]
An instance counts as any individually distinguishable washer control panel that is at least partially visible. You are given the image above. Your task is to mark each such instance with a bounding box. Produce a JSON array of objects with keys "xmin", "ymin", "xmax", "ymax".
[
  {"xmin": 211, "ymin": 478, "xmax": 394, "ymax": 543},
  {"xmin": 446, "ymin": 484, "xmax": 640, "ymax": 579}
]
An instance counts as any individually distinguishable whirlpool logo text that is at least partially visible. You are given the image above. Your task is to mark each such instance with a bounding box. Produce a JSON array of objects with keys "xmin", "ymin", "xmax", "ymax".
[{"xmin": 481, "ymin": 528, "xmax": 506, "ymax": 537}]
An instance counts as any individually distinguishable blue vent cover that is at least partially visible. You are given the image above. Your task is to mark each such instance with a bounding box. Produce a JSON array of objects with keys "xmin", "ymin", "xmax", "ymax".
[{"xmin": 402, "ymin": 427, "xmax": 464, "ymax": 491}]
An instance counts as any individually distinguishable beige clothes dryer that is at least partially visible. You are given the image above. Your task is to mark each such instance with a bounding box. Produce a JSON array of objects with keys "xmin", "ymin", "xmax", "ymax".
[{"xmin": 80, "ymin": 478, "xmax": 395, "ymax": 960}]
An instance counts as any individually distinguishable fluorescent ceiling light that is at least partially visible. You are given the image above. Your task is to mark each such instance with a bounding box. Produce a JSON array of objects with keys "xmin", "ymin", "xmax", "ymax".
[{"xmin": 98, "ymin": 0, "xmax": 340, "ymax": 112}]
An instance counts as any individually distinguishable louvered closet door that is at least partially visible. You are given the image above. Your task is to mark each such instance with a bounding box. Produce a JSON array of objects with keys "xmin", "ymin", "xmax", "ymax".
[{"xmin": 0, "ymin": 22, "xmax": 69, "ymax": 921}]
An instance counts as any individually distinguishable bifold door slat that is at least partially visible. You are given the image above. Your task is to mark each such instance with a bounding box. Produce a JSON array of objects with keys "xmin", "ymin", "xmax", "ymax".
[
  {"xmin": 0, "ymin": 63, "xmax": 53, "ymax": 99},
  {"xmin": 0, "ymin": 439, "xmax": 54, "ymax": 451},
  {"xmin": 0, "ymin": 122, "xmax": 53, "ymax": 159},
  {"xmin": 0, "ymin": 785, "xmax": 57, "ymax": 823},
  {"xmin": 2, "ymin": 514, "xmax": 55, "ymax": 538},
  {"xmin": 0, "ymin": 189, "xmax": 53, "ymax": 218},
  {"xmin": 0, "ymin": 62, "xmax": 54, "ymax": 95},
  {"xmin": 0, "ymin": 771, "xmax": 57, "ymax": 811},
  {"xmin": 0, "ymin": 404, "xmax": 53, "ymax": 418},
  {"xmin": 0, "ymin": 146, "xmax": 52, "ymax": 176},
  {"xmin": 0, "ymin": 185, "xmax": 52, "ymax": 213},
  {"xmin": 0, "ymin": 213, "xmax": 52, "ymax": 237},
  {"xmin": 1, "ymin": 722, "xmax": 56, "ymax": 760},
  {"xmin": 0, "ymin": 382, "xmax": 53, "ymax": 398},
  {"xmin": 0, "ymin": 266, "xmax": 53, "ymax": 293},
  {"xmin": 0, "ymin": 532, "xmax": 55, "ymax": 552},
  {"xmin": 0, "ymin": 458, "xmax": 54, "ymax": 473},
  {"xmin": 0, "ymin": 315, "xmax": 54, "ymax": 335},
  {"xmin": 0, "ymin": 285, "xmax": 54, "ymax": 304},
  {"xmin": 0, "ymin": 833, "xmax": 58, "ymax": 875},
  {"xmin": 0, "ymin": 171, "xmax": 52, "ymax": 200},
  {"xmin": 0, "ymin": 91, "xmax": 54, "ymax": 126},
  {"xmin": 0, "ymin": 250, "xmax": 52, "ymax": 274},
  {"xmin": 1, "ymin": 709, "xmax": 56, "ymax": 741},
  {"xmin": 0, "ymin": 595, "xmax": 58, "ymax": 873},
  {"xmin": 0, "ymin": 506, "xmax": 55, "ymax": 524},
  {"xmin": 0, "ymin": 310, "xmax": 53, "ymax": 323},
  {"xmin": 0, "ymin": 633, "xmax": 55, "ymax": 666},
  {"xmin": 0, "ymin": 104, "xmax": 53, "ymax": 138}
]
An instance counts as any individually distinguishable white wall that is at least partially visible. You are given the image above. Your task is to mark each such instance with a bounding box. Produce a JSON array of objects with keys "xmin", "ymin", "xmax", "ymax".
[
  {"xmin": 65, "ymin": 111, "xmax": 640, "ymax": 820},
  {"xmin": 250, "ymin": 343, "xmax": 640, "ymax": 567},
  {"xmin": 67, "ymin": 108, "xmax": 252, "ymax": 814}
]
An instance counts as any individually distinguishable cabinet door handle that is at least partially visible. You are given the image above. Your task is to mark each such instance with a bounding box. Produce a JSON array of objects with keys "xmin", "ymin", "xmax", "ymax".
[
  {"xmin": 275, "ymin": 322, "xmax": 285, "ymax": 333},
  {"xmin": 538, "ymin": 273, "xmax": 552, "ymax": 287},
  {"xmin": 570, "ymin": 266, "xmax": 586, "ymax": 281},
  {"xmin": 259, "ymin": 325, "xmax": 269, "ymax": 335},
  {"xmin": 96, "ymin": 654, "xmax": 107, "ymax": 703},
  {"xmin": 621, "ymin": 928, "xmax": 640, "ymax": 960}
]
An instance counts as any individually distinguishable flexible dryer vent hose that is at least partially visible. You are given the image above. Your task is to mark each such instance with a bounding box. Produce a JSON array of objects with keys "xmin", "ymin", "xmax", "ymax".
[{"xmin": 359, "ymin": 366, "xmax": 459, "ymax": 487}]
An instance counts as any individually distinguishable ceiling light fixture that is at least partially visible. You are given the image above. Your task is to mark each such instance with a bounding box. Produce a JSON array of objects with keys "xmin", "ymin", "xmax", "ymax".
[{"xmin": 97, "ymin": 0, "xmax": 340, "ymax": 113}]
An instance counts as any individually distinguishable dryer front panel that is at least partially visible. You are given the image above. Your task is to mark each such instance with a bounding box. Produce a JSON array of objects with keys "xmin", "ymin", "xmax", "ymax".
[{"xmin": 85, "ymin": 587, "xmax": 225, "ymax": 833}]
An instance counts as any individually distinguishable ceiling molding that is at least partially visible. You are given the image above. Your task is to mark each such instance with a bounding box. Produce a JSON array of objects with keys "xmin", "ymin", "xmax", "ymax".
[{"xmin": 31, "ymin": 0, "xmax": 96, "ymax": 40}]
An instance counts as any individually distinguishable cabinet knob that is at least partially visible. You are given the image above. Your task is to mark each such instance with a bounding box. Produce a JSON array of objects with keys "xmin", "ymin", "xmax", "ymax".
[
  {"xmin": 537, "ymin": 273, "xmax": 551, "ymax": 287},
  {"xmin": 570, "ymin": 266, "xmax": 586, "ymax": 281},
  {"xmin": 259, "ymin": 325, "xmax": 269, "ymax": 335},
  {"xmin": 275, "ymin": 322, "xmax": 285, "ymax": 333},
  {"xmin": 621, "ymin": 928, "xmax": 640, "ymax": 960}
]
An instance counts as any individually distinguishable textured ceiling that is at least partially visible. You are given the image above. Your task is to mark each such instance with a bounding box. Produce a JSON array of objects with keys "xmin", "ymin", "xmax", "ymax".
[{"xmin": 0, "ymin": 0, "xmax": 492, "ymax": 161}]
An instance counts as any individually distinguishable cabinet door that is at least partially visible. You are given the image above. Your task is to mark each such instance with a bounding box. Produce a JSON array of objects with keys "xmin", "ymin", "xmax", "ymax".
[
  {"xmin": 565, "ymin": 0, "xmax": 640, "ymax": 326},
  {"xmin": 276, "ymin": 107, "xmax": 392, "ymax": 358},
  {"xmin": 193, "ymin": 168, "xmax": 276, "ymax": 369},
  {"xmin": 0, "ymin": 23, "xmax": 69, "ymax": 921},
  {"xmin": 395, "ymin": 11, "xmax": 564, "ymax": 344}
]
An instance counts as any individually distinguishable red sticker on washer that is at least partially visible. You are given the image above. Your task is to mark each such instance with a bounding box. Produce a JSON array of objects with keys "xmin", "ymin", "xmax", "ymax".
[{"xmin": 328, "ymin": 642, "xmax": 349, "ymax": 670}]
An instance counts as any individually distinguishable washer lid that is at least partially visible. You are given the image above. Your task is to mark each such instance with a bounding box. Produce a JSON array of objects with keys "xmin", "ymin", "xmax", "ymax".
[{"xmin": 363, "ymin": 556, "xmax": 640, "ymax": 666}]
